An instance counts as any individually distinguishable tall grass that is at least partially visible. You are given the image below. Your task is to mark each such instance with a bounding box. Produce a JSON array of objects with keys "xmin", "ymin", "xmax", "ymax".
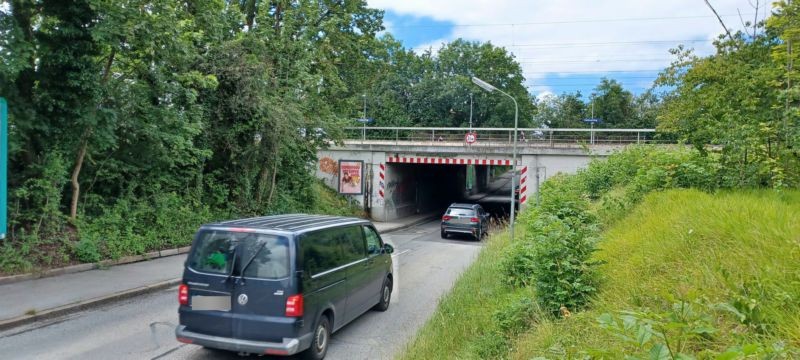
[
  {"xmin": 512, "ymin": 189, "xmax": 800, "ymax": 358},
  {"xmin": 399, "ymin": 189, "xmax": 800, "ymax": 359},
  {"xmin": 398, "ymin": 229, "xmax": 535, "ymax": 360}
]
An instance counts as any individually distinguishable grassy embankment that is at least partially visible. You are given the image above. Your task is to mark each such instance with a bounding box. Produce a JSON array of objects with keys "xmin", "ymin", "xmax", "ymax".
[{"xmin": 401, "ymin": 189, "xmax": 800, "ymax": 359}]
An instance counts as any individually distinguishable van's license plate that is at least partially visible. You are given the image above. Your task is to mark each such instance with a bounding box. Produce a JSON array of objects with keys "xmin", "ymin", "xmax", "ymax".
[{"xmin": 191, "ymin": 295, "xmax": 231, "ymax": 311}]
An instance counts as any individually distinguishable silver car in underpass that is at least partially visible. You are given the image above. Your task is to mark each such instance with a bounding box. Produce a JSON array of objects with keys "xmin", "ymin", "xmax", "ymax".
[{"xmin": 440, "ymin": 203, "xmax": 489, "ymax": 241}]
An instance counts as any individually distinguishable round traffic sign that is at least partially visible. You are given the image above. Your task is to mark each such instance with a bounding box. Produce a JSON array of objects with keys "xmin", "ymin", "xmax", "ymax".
[{"xmin": 464, "ymin": 132, "xmax": 477, "ymax": 144}]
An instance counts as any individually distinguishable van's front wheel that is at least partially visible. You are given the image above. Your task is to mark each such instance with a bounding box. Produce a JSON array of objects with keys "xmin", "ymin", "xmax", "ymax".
[
  {"xmin": 373, "ymin": 277, "xmax": 392, "ymax": 312},
  {"xmin": 302, "ymin": 316, "xmax": 330, "ymax": 360}
]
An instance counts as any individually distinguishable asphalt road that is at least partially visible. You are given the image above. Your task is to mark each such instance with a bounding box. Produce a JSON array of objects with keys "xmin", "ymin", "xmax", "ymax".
[{"xmin": 0, "ymin": 220, "xmax": 483, "ymax": 360}]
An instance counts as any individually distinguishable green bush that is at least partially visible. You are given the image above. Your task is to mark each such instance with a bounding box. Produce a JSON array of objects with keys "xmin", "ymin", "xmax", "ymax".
[
  {"xmin": 73, "ymin": 238, "xmax": 102, "ymax": 263},
  {"xmin": 78, "ymin": 192, "xmax": 215, "ymax": 260},
  {"xmin": 499, "ymin": 240, "xmax": 537, "ymax": 288},
  {"xmin": 494, "ymin": 297, "xmax": 539, "ymax": 336},
  {"xmin": 527, "ymin": 214, "xmax": 600, "ymax": 314}
]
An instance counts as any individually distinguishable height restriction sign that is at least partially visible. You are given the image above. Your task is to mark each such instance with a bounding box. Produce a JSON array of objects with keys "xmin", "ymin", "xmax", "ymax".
[{"xmin": 464, "ymin": 132, "xmax": 477, "ymax": 144}]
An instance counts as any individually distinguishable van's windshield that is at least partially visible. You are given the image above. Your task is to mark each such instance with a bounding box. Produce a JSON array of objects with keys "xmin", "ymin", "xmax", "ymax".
[{"xmin": 188, "ymin": 230, "xmax": 291, "ymax": 280}]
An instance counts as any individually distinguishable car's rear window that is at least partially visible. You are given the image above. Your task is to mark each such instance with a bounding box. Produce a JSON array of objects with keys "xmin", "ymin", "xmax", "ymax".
[
  {"xmin": 188, "ymin": 230, "xmax": 291, "ymax": 279},
  {"xmin": 447, "ymin": 208, "xmax": 475, "ymax": 216}
]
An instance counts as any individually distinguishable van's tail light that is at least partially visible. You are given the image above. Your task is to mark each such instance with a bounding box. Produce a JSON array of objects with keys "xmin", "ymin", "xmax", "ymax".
[
  {"xmin": 285, "ymin": 294, "xmax": 304, "ymax": 317},
  {"xmin": 442, "ymin": 215, "xmax": 452, "ymax": 221},
  {"xmin": 470, "ymin": 217, "xmax": 479, "ymax": 223},
  {"xmin": 178, "ymin": 284, "xmax": 189, "ymax": 306}
]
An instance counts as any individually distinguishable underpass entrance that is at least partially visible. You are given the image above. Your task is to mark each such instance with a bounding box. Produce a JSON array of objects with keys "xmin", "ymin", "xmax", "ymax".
[{"xmin": 379, "ymin": 156, "xmax": 516, "ymax": 221}]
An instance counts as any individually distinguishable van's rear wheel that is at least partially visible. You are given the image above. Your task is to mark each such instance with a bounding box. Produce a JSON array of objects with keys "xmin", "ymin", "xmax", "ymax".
[
  {"xmin": 302, "ymin": 316, "xmax": 330, "ymax": 360},
  {"xmin": 373, "ymin": 277, "xmax": 392, "ymax": 312}
]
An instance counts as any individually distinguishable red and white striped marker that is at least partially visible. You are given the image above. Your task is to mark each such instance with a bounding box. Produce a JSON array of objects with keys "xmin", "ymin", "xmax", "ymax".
[
  {"xmin": 378, "ymin": 163, "xmax": 385, "ymax": 199},
  {"xmin": 387, "ymin": 156, "xmax": 513, "ymax": 166},
  {"xmin": 518, "ymin": 166, "xmax": 528, "ymax": 204}
]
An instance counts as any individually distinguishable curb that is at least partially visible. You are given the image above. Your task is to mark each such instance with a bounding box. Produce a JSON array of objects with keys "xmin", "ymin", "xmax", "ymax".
[
  {"xmin": 0, "ymin": 216, "xmax": 435, "ymax": 331},
  {"xmin": 0, "ymin": 214, "xmax": 435, "ymax": 287},
  {"xmin": 0, "ymin": 277, "xmax": 181, "ymax": 332},
  {"xmin": 375, "ymin": 214, "xmax": 439, "ymax": 234},
  {"xmin": 0, "ymin": 246, "xmax": 191, "ymax": 286}
]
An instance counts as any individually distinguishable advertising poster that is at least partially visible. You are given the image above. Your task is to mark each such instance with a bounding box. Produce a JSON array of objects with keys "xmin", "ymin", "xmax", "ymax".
[{"xmin": 338, "ymin": 160, "xmax": 364, "ymax": 195}]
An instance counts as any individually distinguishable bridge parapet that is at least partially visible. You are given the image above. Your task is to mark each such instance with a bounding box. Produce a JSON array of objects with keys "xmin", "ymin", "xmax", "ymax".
[{"xmin": 343, "ymin": 127, "xmax": 663, "ymax": 148}]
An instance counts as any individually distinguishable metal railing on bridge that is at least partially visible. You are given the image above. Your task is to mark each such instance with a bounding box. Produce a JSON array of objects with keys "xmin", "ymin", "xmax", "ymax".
[{"xmin": 343, "ymin": 127, "xmax": 665, "ymax": 147}]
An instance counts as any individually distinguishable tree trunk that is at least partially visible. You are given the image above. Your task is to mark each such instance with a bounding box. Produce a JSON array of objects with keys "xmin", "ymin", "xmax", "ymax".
[
  {"xmin": 69, "ymin": 137, "xmax": 88, "ymax": 221},
  {"xmin": 69, "ymin": 50, "xmax": 115, "ymax": 221},
  {"xmin": 266, "ymin": 160, "xmax": 279, "ymax": 207},
  {"xmin": 256, "ymin": 165, "xmax": 270, "ymax": 206}
]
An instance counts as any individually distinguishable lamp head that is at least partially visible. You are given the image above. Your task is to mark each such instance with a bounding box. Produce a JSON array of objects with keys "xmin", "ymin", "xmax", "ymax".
[{"xmin": 471, "ymin": 76, "xmax": 497, "ymax": 93}]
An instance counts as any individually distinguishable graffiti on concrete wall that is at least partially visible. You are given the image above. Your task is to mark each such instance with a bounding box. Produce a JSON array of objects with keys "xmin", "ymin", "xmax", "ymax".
[
  {"xmin": 384, "ymin": 174, "xmax": 413, "ymax": 210},
  {"xmin": 318, "ymin": 156, "xmax": 338, "ymax": 189}
]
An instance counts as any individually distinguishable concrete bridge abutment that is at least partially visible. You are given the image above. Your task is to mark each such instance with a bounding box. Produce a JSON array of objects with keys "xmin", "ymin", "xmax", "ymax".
[{"xmin": 316, "ymin": 143, "xmax": 620, "ymax": 221}]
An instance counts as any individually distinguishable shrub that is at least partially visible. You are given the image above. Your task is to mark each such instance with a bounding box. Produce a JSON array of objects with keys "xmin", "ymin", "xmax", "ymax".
[
  {"xmin": 500, "ymin": 240, "xmax": 537, "ymax": 288},
  {"xmin": 494, "ymin": 296, "xmax": 539, "ymax": 335},
  {"xmin": 73, "ymin": 238, "xmax": 102, "ymax": 263},
  {"xmin": 527, "ymin": 214, "xmax": 600, "ymax": 314},
  {"xmin": 78, "ymin": 192, "xmax": 215, "ymax": 260}
]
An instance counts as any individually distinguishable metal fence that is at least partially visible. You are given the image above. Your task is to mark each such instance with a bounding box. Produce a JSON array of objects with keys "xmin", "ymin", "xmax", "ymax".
[{"xmin": 343, "ymin": 127, "xmax": 665, "ymax": 147}]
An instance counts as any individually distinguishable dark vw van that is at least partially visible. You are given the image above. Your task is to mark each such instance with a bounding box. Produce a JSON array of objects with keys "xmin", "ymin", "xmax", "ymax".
[{"xmin": 175, "ymin": 215, "xmax": 394, "ymax": 359}]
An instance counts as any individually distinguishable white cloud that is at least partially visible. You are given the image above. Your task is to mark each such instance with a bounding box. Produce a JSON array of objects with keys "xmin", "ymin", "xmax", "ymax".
[
  {"xmin": 368, "ymin": 0, "xmax": 769, "ymax": 83},
  {"xmin": 411, "ymin": 38, "xmax": 450, "ymax": 55},
  {"xmin": 534, "ymin": 88, "xmax": 556, "ymax": 99}
]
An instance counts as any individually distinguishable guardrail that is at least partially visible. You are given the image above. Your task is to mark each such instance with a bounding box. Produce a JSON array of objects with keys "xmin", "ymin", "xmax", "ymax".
[{"xmin": 343, "ymin": 127, "xmax": 665, "ymax": 147}]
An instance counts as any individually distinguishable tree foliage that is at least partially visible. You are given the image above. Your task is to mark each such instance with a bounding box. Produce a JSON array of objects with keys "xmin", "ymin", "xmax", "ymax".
[
  {"xmin": 657, "ymin": 2, "xmax": 800, "ymax": 187},
  {"xmin": 362, "ymin": 38, "xmax": 536, "ymax": 128},
  {"xmin": 0, "ymin": 0, "xmax": 548, "ymax": 272},
  {"xmin": 533, "ymin": 80, "xmax": 658, "ymax": 129}
]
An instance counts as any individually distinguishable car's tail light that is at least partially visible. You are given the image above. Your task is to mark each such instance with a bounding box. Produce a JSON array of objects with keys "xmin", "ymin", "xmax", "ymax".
[
  {"xmin": 285, "ymin": 294, "xmax": 304, "ymax": 317},
  {"xmin": 442, "ymin": 215, "xmax": 452, "ymax": 221},
  {"xmin": 470, "ymin": 217, "xmax": 479, "ymax": 223},
  {"xmin": 178, "ymin": 284, "xmax": 189, "ymax": 306}
]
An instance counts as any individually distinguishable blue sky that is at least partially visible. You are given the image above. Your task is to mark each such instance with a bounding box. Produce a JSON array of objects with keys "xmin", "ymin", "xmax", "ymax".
[{"xmin": 371, "ymin": 0, "xmax": 767, "ymax": 99}]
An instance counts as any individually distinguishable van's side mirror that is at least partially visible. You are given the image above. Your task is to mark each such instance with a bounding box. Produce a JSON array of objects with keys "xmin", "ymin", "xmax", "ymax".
[{"xmin": 382, "ymin": 243, "xmax": 394, "ymax": 254}]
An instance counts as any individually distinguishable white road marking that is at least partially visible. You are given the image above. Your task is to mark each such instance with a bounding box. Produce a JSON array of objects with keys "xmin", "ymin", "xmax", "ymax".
[
  {"xmin": 389, "ymin": 249, "xmax": 411, "ymax": 303},
  {"xmin": 391, "ymin": 249, "xmax": 411, "ymax": 258}
]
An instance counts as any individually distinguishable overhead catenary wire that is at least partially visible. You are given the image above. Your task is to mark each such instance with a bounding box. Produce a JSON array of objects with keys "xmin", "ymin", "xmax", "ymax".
[
  {"xmin": 388, "ymin": 13, "xmax": 755, "ymax": 28},
  {"xmin": 518, "ymin": 58, "xmax": 674, "ymax": 64},
  {"xmin": 504, "ymin": 39, "xmax": 714, "ymax": 49},
  {"xmin": 523, "ymin": 69, "xmax": 665, "ymax": 74},
  {"xmin": 529, "ymin": 83, "xmax": 656, "ymax": 87}
]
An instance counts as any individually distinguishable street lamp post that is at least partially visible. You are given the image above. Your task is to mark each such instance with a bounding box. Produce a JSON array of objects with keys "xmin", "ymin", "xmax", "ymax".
[
  {"xmin": 471, "ymin": 76, "xmax": 519, "ymax": 242},
  {"xmin": 469, "ymin": 93, "xmax": 473, "ymax": 131},
  {"xmin": 590, "ymin": 93, "xmax": 595, "ymax": 145},
  {"xmin": 362, "ymin": 94, "xmax": 367, "ymax": 141}
]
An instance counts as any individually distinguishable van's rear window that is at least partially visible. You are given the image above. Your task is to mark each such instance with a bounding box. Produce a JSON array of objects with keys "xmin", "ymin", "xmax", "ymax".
[{"xmin": 188, "ymin": 230, "xmax": 291, "ymax": 279}]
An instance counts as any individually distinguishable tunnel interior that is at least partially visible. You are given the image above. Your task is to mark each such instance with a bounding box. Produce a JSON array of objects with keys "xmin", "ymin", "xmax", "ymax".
[{"xmin": 383, "ymin": 163, "xmax": 514, "ymax": 220}]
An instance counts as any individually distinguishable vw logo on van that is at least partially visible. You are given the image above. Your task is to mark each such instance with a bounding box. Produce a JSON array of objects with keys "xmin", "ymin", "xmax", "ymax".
[{"xmin": 237, "ymin": 294, "xmax": 248, "ymax": 306}]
